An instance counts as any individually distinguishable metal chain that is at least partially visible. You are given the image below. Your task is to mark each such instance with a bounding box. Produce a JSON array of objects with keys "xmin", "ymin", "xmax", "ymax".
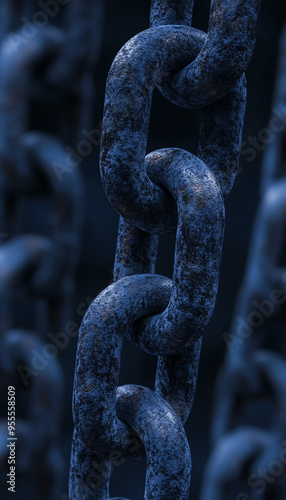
[
  {"xmin": 0, "ymin": 27, "xmax": 83, "ymax": 336},
  {"xmin": 70, "ymin": 0, "xmax": 260, "ymax": 498}
]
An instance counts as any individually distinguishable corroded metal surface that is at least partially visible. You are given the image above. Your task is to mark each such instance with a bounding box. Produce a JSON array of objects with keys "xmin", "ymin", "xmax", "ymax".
[
  {"xmin": 70, "ymin": 0, "xmax": 260, "ymax": 497},
  {"xmin": 154, "ymin": 0, "xmax": 260, "ymax": 109},
  {"xmin": 100, "ymin": 27, "xmax": 246, "ymax": 231}
]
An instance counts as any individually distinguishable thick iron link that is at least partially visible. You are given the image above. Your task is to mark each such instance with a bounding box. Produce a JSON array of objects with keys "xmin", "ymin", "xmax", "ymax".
[
  {"xmin": 71, "ymin": 0, "xmax": 260, "ymax": 497},
  {"xmin": 100, "ymin": 27, "xmax": 246, "ymax": 232},
  {"xmin": 114, "ymin": 218, "xmax": 203, "ymax": 425},
  {"xmin": 151, "ymin": 0, "xmax": 260, "ymax": 109}
]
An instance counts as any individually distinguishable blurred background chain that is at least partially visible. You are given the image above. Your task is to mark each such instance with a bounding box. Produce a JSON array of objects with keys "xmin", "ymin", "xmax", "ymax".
[
  {"xmin": 201, "ymin": 23, "xmax": 286, "ymax": 500},
  {"xmin": 0, "ymin": 1, "xmax": 105, "ymax": 499}
]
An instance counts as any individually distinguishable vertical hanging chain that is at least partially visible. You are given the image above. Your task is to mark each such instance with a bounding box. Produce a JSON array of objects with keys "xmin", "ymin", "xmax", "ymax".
[{"xmin": 70, "ymin": 0, "xmax": 261, "ymax": 498}]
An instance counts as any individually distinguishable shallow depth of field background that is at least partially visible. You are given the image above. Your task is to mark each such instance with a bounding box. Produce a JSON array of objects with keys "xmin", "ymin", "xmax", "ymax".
[{"xmin": 1, "ymin": 0, "xmax": 286, "ymax": 498}]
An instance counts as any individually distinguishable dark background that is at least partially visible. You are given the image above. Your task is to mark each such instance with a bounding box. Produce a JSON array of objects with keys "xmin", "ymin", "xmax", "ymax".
[{"xmin": 2, "ymin": 0, "xmax": 286, "ymax": 498}]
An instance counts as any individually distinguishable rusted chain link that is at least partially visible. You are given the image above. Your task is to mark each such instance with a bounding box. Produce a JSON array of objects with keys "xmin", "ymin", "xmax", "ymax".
[
  {"xmin": 150, "ymin": 0, "xmax": 260, "ymax": 109},
  {"xmin": 70, "ymin": 0, "xmax": 260, "ymax": 498}
]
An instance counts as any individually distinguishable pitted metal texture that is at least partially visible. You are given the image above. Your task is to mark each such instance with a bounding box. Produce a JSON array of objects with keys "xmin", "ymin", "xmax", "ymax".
[{"xmin": 70, "ymin": 0, "xmax": 260, "ymax": 497}]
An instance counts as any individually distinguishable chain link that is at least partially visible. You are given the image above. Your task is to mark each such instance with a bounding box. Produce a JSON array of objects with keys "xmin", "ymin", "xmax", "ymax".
[{"xmin": 70, "ymin": 0, "xmax": 260, "ymax": 498}]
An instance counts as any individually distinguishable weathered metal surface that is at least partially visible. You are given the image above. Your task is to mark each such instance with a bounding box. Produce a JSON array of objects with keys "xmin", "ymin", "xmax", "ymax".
[
  {"xmin": 71, "ymin": 385, "xmax": 192, "ymax": 499},
  {"xmin": 150, "ymin": 0, "xmax": 194, "ymax": 27},
  {"xmin": 152, "ymin": 0, "xmax": 260, "ymax": 109},
  {"xmin": 71, "ymin": 0, "xmax": 260, "ymax": 497},
  {"xmin": 100, "ymin": 26, "xmax": 247, "ymax": 231}
]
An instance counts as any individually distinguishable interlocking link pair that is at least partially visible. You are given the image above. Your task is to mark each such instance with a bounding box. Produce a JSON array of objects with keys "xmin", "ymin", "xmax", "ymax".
[{"xmin": 70, "ymin": 0, "xmax": 260, "ymax": 497}]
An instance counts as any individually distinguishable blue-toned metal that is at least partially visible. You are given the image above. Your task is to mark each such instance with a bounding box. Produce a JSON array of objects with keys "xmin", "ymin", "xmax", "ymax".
[
  {"xmin": 100, "ymin": 27, "xmax": 247, "ymax": 232},
  {"xmin": 114, "ymin": 217, "xmax": 203, "ymax": 426},
  {"xmin": 150, "ymin": 0, "xmax": 194, "ymax": 27},
  {"xmin": 70, "ymin": 0, "xmax": 260, "ymax": 497},
  {"xmin": 71, "ymin": 386, "xmax": 191, "ymax": 500},
  {"xmin": 113, "ymin": 150, "xmax": 224, "ymax": 356},
  {"xmin": 151, "ymin": 0, "xmax": 260, "ymax": 109}
]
